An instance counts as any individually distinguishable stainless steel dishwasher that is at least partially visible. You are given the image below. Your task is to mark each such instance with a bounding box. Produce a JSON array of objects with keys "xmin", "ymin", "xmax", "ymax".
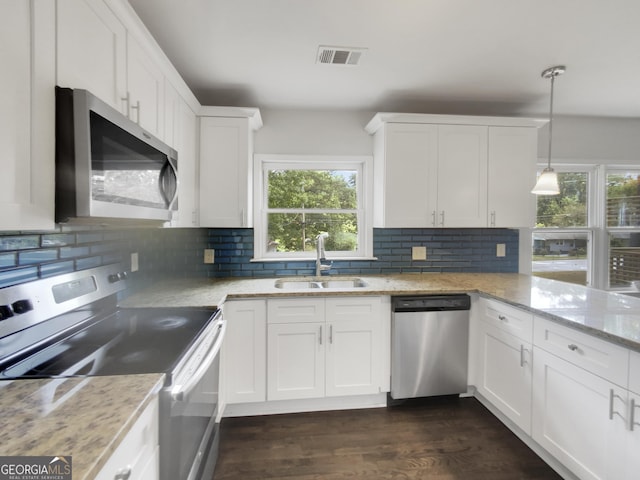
[{"xmin": 391, "ymin": 295, "xmax": 470, "ymax": 400}]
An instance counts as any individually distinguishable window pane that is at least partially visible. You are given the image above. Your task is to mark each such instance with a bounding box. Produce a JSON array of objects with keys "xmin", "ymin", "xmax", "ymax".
[
  {"xmin": 609, "ymin": 232, "xmax": 640, "ymax": 288},
  {"xmin": 535, "ymin": 172, "xmax": 588, "ymax": 227},
  {"xmin": 606, "ymin": 171, "xmax": 640, "ymax": 227},
  {"xmin": 267, "ymin": 170, "xmax": 357, "ymax": 209},
  {"xmin": 267, "ymin": 213, "xmax": 358, "ymax": 253},
  {"xmin": 532, "ymin": 231, "xmax": 589, "ymax": 286}
]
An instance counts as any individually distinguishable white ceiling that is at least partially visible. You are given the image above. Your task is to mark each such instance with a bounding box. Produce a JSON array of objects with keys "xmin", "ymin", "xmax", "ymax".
[{"xmin": 129, "ymin": 0, "xmax": 640, "ymax": 117}]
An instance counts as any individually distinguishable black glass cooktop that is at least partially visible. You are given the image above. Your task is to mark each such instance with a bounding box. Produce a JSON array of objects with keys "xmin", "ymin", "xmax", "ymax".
[{"xmin": 0, "ymin": 307, "xmax": 216, "ymax": 379}]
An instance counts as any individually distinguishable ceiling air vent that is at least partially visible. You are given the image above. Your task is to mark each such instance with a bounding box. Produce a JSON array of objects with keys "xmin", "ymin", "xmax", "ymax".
[{"xmin": 316, "ymin": 46, "xmax": 366, "ymax": 66}]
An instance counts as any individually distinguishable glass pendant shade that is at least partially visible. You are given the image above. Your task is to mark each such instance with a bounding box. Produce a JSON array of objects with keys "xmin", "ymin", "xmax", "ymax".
[{"xmin": 531, "ymin": 168, "xmax": 560, "ymax": 195}]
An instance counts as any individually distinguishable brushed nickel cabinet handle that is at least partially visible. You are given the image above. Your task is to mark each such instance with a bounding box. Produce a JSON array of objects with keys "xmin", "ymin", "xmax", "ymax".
[
  {"xmin": 319, "ymin": 325, "xmax": 322, "ymax": 345},
  {"xmin": 520, "ymin": 344, "xmax": 525, "ymax": 367},
  {"xmin": 609, "ymin": 389, "xmax": 623, "ymax": 421}
]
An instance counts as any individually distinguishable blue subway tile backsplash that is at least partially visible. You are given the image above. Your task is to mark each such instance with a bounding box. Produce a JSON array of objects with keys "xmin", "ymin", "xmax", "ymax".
[{"xmin": 0, "ymin": 226, "xmax": 519, "ymax": 289}]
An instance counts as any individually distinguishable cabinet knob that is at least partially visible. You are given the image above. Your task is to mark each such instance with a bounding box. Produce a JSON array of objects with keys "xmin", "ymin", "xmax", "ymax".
[
  {"xmin": 114, "ymin": 466, "xmax": 132, "ymax": 480},
  {"xmin": 567, "ymin": 344, "xmax": 579, "ymax": 351}
]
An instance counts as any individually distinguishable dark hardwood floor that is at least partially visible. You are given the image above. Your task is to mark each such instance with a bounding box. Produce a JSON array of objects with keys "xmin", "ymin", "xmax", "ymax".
[{"xmin": 212, "ymin": 396, "xmax": 562, "ymax": 480}]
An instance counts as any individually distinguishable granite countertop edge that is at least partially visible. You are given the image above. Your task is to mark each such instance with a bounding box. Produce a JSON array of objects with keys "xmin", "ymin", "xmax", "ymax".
[{"xmin": 121, "ymin": 273, "xmax": 640, "ymax": 352}]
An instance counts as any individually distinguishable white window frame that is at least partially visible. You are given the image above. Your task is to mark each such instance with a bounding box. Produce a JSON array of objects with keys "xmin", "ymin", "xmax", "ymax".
[
  {"xmin": 531, "ymin": 164, "xmax": 597, "ymax": 287},
  {"xmin": 601, "ymin": 166, "xmax": 640, "ymax": 291},
  {"xmin": 252, "ymin": 154, "xmax": 374, "ymax": 261}
]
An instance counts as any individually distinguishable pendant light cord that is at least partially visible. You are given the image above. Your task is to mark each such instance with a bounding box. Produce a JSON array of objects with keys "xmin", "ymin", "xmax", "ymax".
[{"xmin": 547, "ymin": 73, "xmax": 555, "ymax": 170}]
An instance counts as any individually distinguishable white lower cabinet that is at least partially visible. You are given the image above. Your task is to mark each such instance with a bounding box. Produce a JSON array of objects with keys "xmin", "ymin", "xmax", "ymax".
[
  {"xmin": 473, "ymin": 297, "xmax": 533, "ymax": 433},
  {"xmin": 95, "ymin": 396, "xmax": 159, "ymax": 480},
  {"xmin": 267, "ymin": 321, "xmax": 325, "ymax": 400},
  {"xmin": 222, "ymin": 299, "xmax": 267, "ymax": 404},
  {"xmin": 532, "ymin": 346, "xmax": 627, "ymax": 480},
  {"xmin": 267, "ymin": 296, "xmax": 388, "ymax": 402},
  {"xmin": 476, "ymin": 321, "xmax": 533, "ymax": 433}
]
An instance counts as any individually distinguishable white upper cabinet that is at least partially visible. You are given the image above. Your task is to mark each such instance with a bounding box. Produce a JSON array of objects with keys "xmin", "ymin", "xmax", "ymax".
[
  {"xmin": 199, "ymin": 109, "xmax": 262, "ymax": 227},
  {"xmin": 372, "ymin": 123, "xmax": 437, "ymax": 227},
  {"xmin": 0, "ymin": 0, "xmax": 56, "ymax": 230},
  {"xmin": 366, "ymin": 113, "xmax": 545, "ymax": 228},
  {"xmin": 165, "ymin": 80, "xmax": 198, "ymax": 227},
  {"xmin": 56, "ymin": 0, "xmax": 127, "ymax": 113},
  {"xmin": 125, "ymin": 32, "xmax": 164, "ymax": 137},
  {"xmin": 487, "ymin": 127, "xmax": 537, "ymax": 228},
  {"xmin": 437, "ymin": 125, "xmax": 488, "ymax": 227}
]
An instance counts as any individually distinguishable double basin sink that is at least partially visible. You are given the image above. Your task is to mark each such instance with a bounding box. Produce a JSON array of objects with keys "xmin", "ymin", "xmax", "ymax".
[{"xmin": 274, "ymin": 277, "xmax": 367, "ymax": 290}]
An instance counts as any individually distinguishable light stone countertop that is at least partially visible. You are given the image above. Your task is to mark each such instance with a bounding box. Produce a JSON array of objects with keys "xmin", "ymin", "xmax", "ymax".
[
  {"xmin": 121, "ymin": 273, "xmax": 640, "ymax": 351},
  {"xmin": 0, "ymin": 373, "xmax": 164, "ymax": 479}
]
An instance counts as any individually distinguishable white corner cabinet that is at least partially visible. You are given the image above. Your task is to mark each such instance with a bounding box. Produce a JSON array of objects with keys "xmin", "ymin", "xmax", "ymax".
[
  {"xmin": 95, "ymin": 395, "xmax": 159, "ymax": 480},
  {"xmin": 471, "ymin": 296, "xmax": 640, "ymax": 480},
  {"xmin": 366, "ymin": 113, "xmax": 544, "ymax": 228},
  {"xmin": 221, "ymin": 296, "xmax": 390, "ymax": 410},
  {"xmin": 3, "ymin": 0, "xmax": 200, "ymax": 229},
  {"xmin": 0, "ymin": 0, "xmax": 56, "ymax": 230},
  {"xmin": 198, "ymin": 108, "xmax": 262, "ymax": 227}
]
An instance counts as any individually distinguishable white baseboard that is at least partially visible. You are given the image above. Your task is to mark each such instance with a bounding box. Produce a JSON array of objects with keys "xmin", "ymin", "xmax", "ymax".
[{"xmin": 223, "ymin": 393, "xmax": 387, "ymax": 418}]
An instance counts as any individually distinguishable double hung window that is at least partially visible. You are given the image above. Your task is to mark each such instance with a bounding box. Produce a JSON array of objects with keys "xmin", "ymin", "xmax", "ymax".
[
  {"xmin": 253, "ymin": 155, "xmax": 372, "ymax": 260},
  {"xmin": 532, "ymin": 169, "xmax": 592, "ymax": 286},
  {"xmin": 606, "ymin": 169, "xmax": 640, "ymax": 289}
]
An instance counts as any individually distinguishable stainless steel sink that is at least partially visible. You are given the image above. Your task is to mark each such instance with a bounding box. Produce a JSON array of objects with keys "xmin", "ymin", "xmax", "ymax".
[{"xmin": 274, "ymin": 277, "xmax": 367, "ymax": 290}]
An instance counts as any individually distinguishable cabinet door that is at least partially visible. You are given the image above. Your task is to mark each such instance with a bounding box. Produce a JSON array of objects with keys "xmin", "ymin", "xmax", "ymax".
[
  {"xmin": 165, "ymin": 83, "xmax": 198, "ymax": 227},
  {"xmin": 487, "ymin": 127, "xmax": 537, "ymax": 227},
  {"xmin": 95, "ymin": 396, "xmax": 159, "ymax": 480},
  {"xmin": 325, "ymin": 297, "xmax": 384, "ymax": 397},
  {"xmin": 0, "ymin": 0, "xmax": 55, "ymax": 230},
  {"xmin": 625, "ymin": 390, "xmax": 640, "ymax": 480},
  {"xmin": 476, "ymin": 321, "xmax": 532, "ymax": 433},
  {"xmin": 436, "ymin": 125, "xmax": 488, "ymax": 227},
  {"xmin": 222, "ymin": 300, "xmax": 266, "ymax": 404},
  {"xmin": 374, "ymin": 123, "xmax": 438, "ymax": 227},
  {"xmin": 56, "ymin": 0, "xmax": 127, "ymax": 113},
  {"xmin": 126, "ymin": 33, "xmax": 164, "ymax": 137},
  {"xmin": 532, "ymin": 347, "xmax": 626, "ymax": 480},
  {"xmin": 199, "ymin": 117, "xmax": 251, "ymax": 227},
  {"xmin": 267, "ymin": 322, "xmax": 325, "ymax": 401}
]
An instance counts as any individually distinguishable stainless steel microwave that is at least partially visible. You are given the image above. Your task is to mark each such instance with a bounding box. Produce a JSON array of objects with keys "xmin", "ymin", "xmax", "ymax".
[{"xmin": 55, "ymin": 87, "xmax": 178, "ymax": 224}]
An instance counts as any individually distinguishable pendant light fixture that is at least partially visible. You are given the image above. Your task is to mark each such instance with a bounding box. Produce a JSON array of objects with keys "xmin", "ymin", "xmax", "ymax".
[{"xmin": 532, "ymin": 65, "xmax": 566, "ymax": 195}]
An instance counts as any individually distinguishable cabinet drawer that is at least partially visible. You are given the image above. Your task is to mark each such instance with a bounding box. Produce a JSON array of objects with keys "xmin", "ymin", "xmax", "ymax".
[
  {"xmin": 479, "ymin": 297, "xmax": 533, "ymax": 342},
  {"xmin": 267, "ymin": 298, "xmax": 325, "ymax": 324},
  {"xmin": 534, "ymin": 316, "xmax": 629, "ymax": 387},
  {"xmin": 630, "ymin": 350, "xmax": 640, "ymax": 395},
  {"xmin": 95, "ymin": 396, "xmax": 159, "ymax": 480},
  {"xmin": 325, "ymin": 297, "xmax": 382, "ymax": 323}
]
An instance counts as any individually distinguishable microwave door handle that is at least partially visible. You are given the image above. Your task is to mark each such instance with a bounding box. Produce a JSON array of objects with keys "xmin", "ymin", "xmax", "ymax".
[
  {"xmin": 170, "ymin": 321, "xmax": 226, "ymax": 401},
  {"xmin": 159, "ymin": 160, "xmax": 178, "ymax": 208}
]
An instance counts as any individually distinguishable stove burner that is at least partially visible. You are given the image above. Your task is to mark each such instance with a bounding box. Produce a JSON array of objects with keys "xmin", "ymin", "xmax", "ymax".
[
  {"xmin": 152, "ymin": 316, "xmax": 189, "ymax": 330},
  {"xmin": 119, "ymin": 350, "xmax": 154, "ymax": 365}
]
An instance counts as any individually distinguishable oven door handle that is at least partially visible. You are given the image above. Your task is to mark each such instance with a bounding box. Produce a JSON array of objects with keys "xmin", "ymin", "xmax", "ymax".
[{"xmin": 170, "ymin": 319, "xmax": 226, "ymax": 401}]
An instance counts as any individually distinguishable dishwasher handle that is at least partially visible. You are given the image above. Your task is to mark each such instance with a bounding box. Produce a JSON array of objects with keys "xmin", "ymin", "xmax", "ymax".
[{"xmin": 392, "ymin": 294, "xmax": 471, "ymax": 312}]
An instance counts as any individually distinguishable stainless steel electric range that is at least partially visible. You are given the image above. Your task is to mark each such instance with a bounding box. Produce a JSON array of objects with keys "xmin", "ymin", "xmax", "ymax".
[{"xmin": 0, "ymin": 264, "xmax": 226, "ymax": 480}]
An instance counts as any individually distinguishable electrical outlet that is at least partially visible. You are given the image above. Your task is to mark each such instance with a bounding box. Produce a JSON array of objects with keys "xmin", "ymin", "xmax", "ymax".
[
  {"xmin": 204, "ymin": 249, "xmax": 215, "ymax": 264},
  {"xmin": 131, "ymin": 252, "xmax": 139, "ymax": 272},
  {"xmin": 496, "ymin": 244, "xmax": 506, "ymax": 257},
  {"xmin": 412, "ymin": 246, "xmax": 427, "ymax": 261}
]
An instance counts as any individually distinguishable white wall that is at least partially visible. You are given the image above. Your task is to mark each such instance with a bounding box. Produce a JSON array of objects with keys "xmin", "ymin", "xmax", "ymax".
[
  {"xmin": 539, "ymin": 115, "xmax": 640, "ymax": 164},
  {"xmin": 254, "ymin": 109, "xmax": 374, "ymax": 155},
  {"xmin": 255, "ymin": 110, "xmax": 640, "ymax": 165}
]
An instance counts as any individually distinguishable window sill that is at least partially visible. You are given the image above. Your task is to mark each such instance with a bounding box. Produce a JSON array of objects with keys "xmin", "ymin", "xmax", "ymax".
[{"xmin": 250, "ymin": 256, "xmax": 378, "ymax": 263}]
